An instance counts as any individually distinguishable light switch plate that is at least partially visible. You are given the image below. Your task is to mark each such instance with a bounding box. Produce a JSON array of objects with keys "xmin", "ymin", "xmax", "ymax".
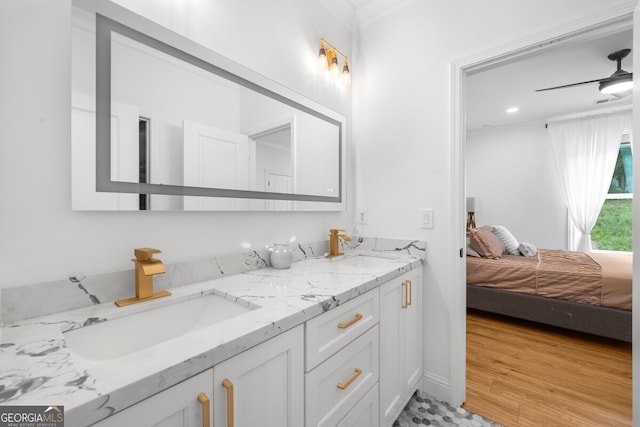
[
  {"xmin": 357, "ymin": 208, "xmax": 369, "ymax": 225},
  {"xmin": 420, "ymin": 208, "xmax": 434, "ymax": 229}
]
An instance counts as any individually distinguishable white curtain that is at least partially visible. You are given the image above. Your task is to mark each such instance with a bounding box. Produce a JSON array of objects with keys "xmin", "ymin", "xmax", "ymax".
[{"xmin": 548, "ymin": 110, "xmax": 631, "ymax": 252}]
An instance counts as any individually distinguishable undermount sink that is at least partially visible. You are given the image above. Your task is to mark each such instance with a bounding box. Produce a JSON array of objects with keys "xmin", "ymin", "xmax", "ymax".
[{"xmin": 64, "ymin": 293, "xmax": 253, "ymax": 363}]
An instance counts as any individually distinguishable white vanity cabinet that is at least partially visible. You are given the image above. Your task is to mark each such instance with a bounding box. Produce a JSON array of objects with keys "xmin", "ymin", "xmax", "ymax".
[
  {"xmin": 305, "ymin": 289, "xmax": 380, "ymax": 427},
  {"xmin": 212, "ymin": 324, "xmax": 304, "ymax": 427},
  {"xmin": 89, "ymin": 266, "xmax": 423, "ymax": 427},
  {"xmin": 93, "ymin": 325, "xmax": 303, "ymax": 427},
  {"xmin": 92, "ymin": 368, "xmax": 213, "ymax": 427},
  {"xmin": 379, "ymin": 269, "xmax": 423, "ymax": 427}
]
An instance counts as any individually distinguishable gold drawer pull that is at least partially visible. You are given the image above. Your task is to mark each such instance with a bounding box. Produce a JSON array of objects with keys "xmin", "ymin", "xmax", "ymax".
[
  {"xmin": 337, "ymin": 368, "xmax": 362, "ymax": 390},
  {"xmin": 402, "ymin": 281, "xmax": 409, "ymax": 308},
  {"xmin": 338, "ymin": 312, "xmax": 363, "ymax": 329},
  {"xmin": 222, "ymin": 379, "xmax": 235, "ymax": 427},
  {"xmin": 197, "ymin": 392, "xmax": 210, "ymax": 427}
]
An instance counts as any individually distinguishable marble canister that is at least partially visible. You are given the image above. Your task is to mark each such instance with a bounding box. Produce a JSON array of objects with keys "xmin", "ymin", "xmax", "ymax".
[{"xmin": 270, "ymin": 243, "xmax": 293, "ymax": 269}]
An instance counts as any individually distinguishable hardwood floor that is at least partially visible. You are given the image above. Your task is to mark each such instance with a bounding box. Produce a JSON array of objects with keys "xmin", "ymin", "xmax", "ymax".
[{"xmin": 463, "ymin": 309, "xmax": 632, "ymax": 426}]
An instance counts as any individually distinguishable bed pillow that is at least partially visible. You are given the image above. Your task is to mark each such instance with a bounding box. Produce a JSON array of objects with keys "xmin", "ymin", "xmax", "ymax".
[
  {"xmin": 519, "ymin": 241, "xmax": 537, "ymax": 257},
  {"xmin": 467, "ymin": 245, "xmax": 481, "ymax": 257},
  {"xmin": 491, "ymin": 225, "xmax": 520, "ymax": 255},
  {"xmin": 469, "ymin": 226, "xmax": 505, "ymax": 259}
]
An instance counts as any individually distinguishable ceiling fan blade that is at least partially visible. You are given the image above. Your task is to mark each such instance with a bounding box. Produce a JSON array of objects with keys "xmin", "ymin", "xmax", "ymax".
[{"xmin": 535, "ymin": 78, "xmax": 606, "ymax": 92}]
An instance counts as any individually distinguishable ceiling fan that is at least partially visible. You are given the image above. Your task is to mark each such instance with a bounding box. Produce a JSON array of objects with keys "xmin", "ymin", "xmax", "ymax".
[{"xmin": 535, "ymin": 48, "xmax": 633, "ymax": 95}]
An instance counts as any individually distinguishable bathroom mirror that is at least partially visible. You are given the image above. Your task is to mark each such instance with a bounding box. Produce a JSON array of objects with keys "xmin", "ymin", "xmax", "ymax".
[{"xmin": 71, "ymin": 0, "xmax": 345, "ymax": 211}]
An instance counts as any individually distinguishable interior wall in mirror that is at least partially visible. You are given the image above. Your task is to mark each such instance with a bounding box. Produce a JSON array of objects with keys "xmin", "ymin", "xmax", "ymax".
[{"xmin": 71, "ymin": 0, "xmax": 346, "ymax": 211}]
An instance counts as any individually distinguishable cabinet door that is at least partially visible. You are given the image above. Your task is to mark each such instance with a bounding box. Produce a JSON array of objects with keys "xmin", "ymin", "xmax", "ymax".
[
  {"xmin": 379, "ymin": 269, "xmax": 423, "ymax": 427},
  {"xmin": 379, "ymin": 278, "xmax": 404, "ymax": 426},
  {"xmin": 402, "ymin": 269, "xmax": 422, "ymax": 393},
  {"xmin": 212, "ymin": 325, "xmax": 304, "ymax": 427},
  {"xmin": 93, "ymin": 369, "xmax": 213, "ymax": 427}
]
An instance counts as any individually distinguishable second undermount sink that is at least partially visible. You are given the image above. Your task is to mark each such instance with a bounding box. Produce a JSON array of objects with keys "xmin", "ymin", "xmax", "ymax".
[{"xmin": 64, "ymin": 293, "xmax": 253, "ymax": 363}]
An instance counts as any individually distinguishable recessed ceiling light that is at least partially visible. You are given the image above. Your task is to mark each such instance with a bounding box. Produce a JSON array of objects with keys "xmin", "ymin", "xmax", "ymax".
[{"xmin": 506, "ymin": 107, "xmax": 519, "ymax": 113}]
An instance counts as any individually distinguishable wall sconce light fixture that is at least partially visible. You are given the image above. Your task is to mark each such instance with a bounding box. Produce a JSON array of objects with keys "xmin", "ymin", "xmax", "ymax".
[{"xmin": 318, "ymin": 38, "xmax": 350, "ymax": 86}]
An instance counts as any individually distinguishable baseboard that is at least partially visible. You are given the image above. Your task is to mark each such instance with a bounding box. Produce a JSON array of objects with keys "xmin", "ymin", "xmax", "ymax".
[{"xmin": 420, "ymin": 371, "xmax": 451, "ymax": 403}]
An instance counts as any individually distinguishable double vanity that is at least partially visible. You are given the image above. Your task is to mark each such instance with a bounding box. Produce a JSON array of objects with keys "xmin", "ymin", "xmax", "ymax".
[{"xmin": 0, "ymin": 238, "xmax": 426, "ymax": 427}]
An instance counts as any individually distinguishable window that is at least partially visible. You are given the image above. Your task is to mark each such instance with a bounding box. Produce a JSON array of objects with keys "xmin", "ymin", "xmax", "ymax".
[{"xmin": 591, "ymin": 136, "xmax": 632, "ymax": 252}]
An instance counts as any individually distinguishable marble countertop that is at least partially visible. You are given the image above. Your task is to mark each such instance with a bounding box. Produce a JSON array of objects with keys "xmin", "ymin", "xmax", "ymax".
[{"xmin": 0, "ymin": 249, "xmax": 424, "ymax": 426}]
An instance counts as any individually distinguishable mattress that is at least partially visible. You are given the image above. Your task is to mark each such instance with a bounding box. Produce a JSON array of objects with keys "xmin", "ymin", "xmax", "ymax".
[{"xmin": 466, "ymin": 249, "xmax": 632, "ymax": 310}]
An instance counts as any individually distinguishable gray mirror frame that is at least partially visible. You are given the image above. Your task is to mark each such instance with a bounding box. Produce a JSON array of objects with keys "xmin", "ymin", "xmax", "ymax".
[{"xmin": 81, "ymin": 0, "xmax": 345, "ymax": 205}]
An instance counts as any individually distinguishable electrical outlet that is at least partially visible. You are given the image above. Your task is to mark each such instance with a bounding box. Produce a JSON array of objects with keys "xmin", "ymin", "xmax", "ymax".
[
  {"xmin": 358, "ymin": 208, "xmax": 369, "ymax": 225},
  {"xmin": 420, "ymin": 208, "xmax": 434, "ymax": 229}
]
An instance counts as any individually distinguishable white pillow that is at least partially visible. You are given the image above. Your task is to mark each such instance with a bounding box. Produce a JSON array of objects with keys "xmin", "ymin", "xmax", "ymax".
[
  {"xmin": 519, "ymin": 242, "xmax": 537, "ymax": 257},
  {"xmin": 491, "ymin": 225, "xmax": 520, "ymax": 255}
]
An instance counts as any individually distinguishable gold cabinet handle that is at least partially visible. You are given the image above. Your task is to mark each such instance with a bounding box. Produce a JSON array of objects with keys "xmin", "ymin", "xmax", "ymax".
[
  {"xmin": 222, "ymin": 379, "xmax": 234, "ymax": 427},
  {"xmin": 407, "ymin": 279, "xmax": 412, "ymax": 306},
  {"xmin": 197, "ymin": 392, "xmax": 210, "ymax": 427},
  {"xmin": 338, "ymin": 313, "xmax": 363, "ymax": 329},
  {"xmin": 402, "ymin": 281, "xmax": 409, "ymax": 309},
  {"xmin": 337, "ymin": 368, "xmax": 362, "ymax": 390}
]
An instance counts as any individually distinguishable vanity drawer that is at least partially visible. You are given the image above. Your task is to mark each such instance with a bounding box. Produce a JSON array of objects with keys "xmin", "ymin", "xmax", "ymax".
[
  {"xmin": 337, "ymin": 383, "xmax": 379, "ymax": 427},
  {"xmin": 305, "ymin": 325, "xmax": 379, "ymax": 427},
  {"xmin": 306, "ymin": 288, "xmax": 379, "ymax": 370}
]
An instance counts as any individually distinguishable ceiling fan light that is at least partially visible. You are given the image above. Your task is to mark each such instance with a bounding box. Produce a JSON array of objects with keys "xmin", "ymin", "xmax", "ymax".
[{"xmin": 599, "ymin": 77, "xmax": 633, "ymax": 94}]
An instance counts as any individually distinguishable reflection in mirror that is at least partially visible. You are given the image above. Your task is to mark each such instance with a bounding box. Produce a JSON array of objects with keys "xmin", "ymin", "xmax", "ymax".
[{"xmin": 71, "ymin": 2, "xmax": 345, "ymax": 211}]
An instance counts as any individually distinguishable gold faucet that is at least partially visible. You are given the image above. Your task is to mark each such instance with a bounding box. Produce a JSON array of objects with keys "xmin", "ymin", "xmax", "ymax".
[
  {"xmin": 115, "ymin": 248, "xmax": 171, "ymax": 307},
  {"xmin": 328, "ymin": 229, "xmax": 351, "ymax": 257}
]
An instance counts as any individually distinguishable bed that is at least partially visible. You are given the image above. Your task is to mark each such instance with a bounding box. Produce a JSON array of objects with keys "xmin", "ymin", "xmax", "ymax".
[{"xmin": 466, "ymin": 226, "xmax": 632, "ymax": 342}]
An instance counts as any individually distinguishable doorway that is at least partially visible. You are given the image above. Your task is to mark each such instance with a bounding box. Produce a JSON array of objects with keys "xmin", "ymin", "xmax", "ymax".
[
  {"xmin": 449, "ymin": 7, "xmax": 636, "ymax": 414},
  {"xmin": 250, "ymin": 120, "xmax": 295, "ymax": 211}
]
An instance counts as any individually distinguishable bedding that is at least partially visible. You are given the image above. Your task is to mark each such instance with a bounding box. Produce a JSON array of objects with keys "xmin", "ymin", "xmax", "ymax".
[
  {"xmin": 467, "ymin": 249, "xmax": 632, "ymax": 311},
  {"xmin": 469, "ymin": 225, "xmax": 505, "ymax": 259},
  {"xmin": 518, "ymin": 241, "xmax": 537, "ymax": 257},
  {"xmin": 491, "ymin": 225, "xmax": 520, "ymax": 255}
]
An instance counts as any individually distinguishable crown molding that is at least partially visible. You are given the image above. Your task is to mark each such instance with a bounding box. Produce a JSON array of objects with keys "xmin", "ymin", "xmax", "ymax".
[
  {"xmin": 319, "ymin": 0, "xmax": 356, "ymax": 31},
  {"xmin": 354, "ymin": 0, "xmax": 415, "ymax": 28}
]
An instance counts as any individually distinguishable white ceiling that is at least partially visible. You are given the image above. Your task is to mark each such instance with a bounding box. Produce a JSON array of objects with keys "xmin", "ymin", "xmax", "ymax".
[
  {"xmin": 332, "ymin": 1, "xmax": 632, "ymax": 131},
  {"xmin": 466, "ymin": 28, "xmax": 633, "ymax": 131}
]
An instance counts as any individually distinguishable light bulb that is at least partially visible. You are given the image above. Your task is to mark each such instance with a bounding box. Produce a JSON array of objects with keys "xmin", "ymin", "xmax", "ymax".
[
  {"xmin": 330, "ymin": 57, "xmax": 339, "ymax": 77},
  {"xmin": 317, "ymin": 47, "xmax": 328, "ymax": 71},
  {"xmin": 342, "ymin": 62, "xmax": 351, "ymax": 86}
]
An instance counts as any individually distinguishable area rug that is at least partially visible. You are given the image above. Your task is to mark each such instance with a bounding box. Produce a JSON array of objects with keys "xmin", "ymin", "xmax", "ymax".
[{"xmin": 394, "ymin": 392, "xmax": 501, "ymax": 427}]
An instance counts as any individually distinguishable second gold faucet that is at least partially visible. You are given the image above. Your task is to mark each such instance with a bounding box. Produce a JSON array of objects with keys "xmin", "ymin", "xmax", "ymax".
[{"xmin": 328, "ymin": 229, "xmax": 351, "ymax": 257}]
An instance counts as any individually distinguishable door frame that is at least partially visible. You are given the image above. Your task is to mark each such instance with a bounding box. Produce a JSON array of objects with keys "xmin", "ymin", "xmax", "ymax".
[
  {"xmin": 248, "ymin": 115, "xmax": 297, "ymax": 194},
  {"xmin": 449, "ymin": 5, "xmax": 635, "ymax": 407}
]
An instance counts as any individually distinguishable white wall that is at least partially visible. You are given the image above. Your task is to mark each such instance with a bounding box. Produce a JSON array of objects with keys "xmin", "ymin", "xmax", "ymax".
[
  {"xmin": 0, "ymin": 0, "xmax": 352, "ymax": 288},
  {"xmin": 466, "ymin": 121, "xmax": 567, "ymax": 249},
  {"xmin": 353, "ymin": 0, "xmax": 636, "ymax": 404}
]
